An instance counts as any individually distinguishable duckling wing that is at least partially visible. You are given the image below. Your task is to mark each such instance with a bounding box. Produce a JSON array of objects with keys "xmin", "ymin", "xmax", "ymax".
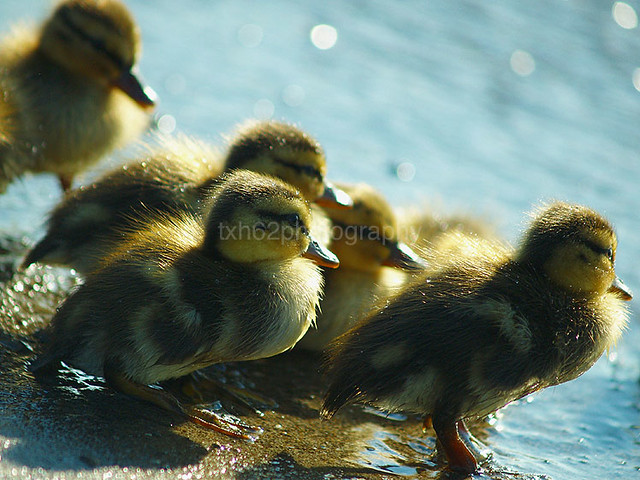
[{"xmin": 322, "ymin": 275, "xmax": 543, "ymax": 419}]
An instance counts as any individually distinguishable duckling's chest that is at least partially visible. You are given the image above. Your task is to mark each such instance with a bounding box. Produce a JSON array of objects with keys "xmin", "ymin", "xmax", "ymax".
[
  {"xmin": 227, "ymin": 261, "xmax": 323, "ymax": 359},
  {"xmin": 180, "ymin": 260, "xmax": 323, "ymax": 363}
]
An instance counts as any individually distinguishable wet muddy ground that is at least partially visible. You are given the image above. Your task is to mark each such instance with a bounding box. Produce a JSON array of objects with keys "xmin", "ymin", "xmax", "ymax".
[{"xmin": 0, "ymin": 238, "xmax": 550, "ymax": 480}]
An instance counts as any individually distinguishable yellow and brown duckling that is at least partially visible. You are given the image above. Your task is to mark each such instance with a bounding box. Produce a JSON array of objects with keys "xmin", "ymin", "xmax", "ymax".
[
  {"xmin": 0, "ymin": 0, "xmax": 156, "ymax": 192},
  {"xmin": 298, "ymin": 182, "xmax": 426, "ymax": 351},
  {"xmin": 21, "ymin": 120, "xmax": 350, "ymax": 275},
  {"xmin": 321, "ymin": 202, "xmax": 632, "ymax": 474},
  {"xmin": 30, "ymin": 170, "xmax": 339, "ymax": 438}
]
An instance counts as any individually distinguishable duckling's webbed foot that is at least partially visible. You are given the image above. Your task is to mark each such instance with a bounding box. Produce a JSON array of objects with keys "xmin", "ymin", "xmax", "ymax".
[
  {"xmin": 431, "ymin": 414, "xmax": 478, "ymax": 474},
  {"xmin": 187, "ymin": 402, "xmax": 262, "ymax": 441},
  {"xmin": 176, "ymin": 369, "xmax": 277, "ymax": 416},
  {"xmin": 422, "ymin": 415, "xmax": 432, "ymax": 431},
  {"xmin": 103, "ymin": 364, "xmax": 261, "ymax": 441}
]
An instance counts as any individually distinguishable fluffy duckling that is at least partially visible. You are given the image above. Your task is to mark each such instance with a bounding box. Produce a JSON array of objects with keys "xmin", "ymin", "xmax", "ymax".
[
  {"xmin": 321, "ymin": 202, "xmax": 632, "ymax": 473},
  {"xmin": 21, "ymin": 120, "xmax": 350, "ymax": 274},
  {"xmin": 0, "ymin": 0, "xmax": 156, "ymax": 192},
  {"xmin": 30, "ymin": 170, "xmax": 339, "ymax": 437},
  {"xmin": 298, "ymin": 182, "xmax": 426, "ymax": 351}
]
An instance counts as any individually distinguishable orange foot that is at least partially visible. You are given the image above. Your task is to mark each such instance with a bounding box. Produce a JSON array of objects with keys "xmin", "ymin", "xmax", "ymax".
[{"xmin": 431, "ymin": 414, "xmax": 478, "ymax": 474}]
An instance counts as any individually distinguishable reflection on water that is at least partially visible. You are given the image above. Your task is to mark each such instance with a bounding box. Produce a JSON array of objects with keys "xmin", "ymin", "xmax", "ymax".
[
  {"xmin": 362, "ymin": 406, "xmax": 408, "ymax": 422},
  {"xmin": 354, "ymin": 426, "xmax": 433, "ymax": 476},
  {"xmin": 0, "ymin": 1, "xmax": 639, "ymax": 479},
  {"xmin": 351, "ymin": 421, "xmax": 549, "ymax": 480}
]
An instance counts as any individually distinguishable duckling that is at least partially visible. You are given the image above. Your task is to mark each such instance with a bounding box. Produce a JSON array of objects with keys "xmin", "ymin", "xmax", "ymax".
[
  {"xmin": 21, "ymin": 120, "xmax": 350, "ymax": 275},
  {"xmin": 321, "ymin": 202, "xmax": 632, "ymax": 474},
  {"xmin": 298, "ymin": 182, "xmax": 426, "ymax": 351},
  {"xmin": 30, "ymin": 169, "xmax": 339, "ymax": 438},
  {"xmin": 0, "ymin": 0, "xmax": 156, "ymax": 192}
]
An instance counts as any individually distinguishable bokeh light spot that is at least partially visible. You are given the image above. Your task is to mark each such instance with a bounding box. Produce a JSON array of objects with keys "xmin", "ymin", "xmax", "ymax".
[
  {"xmin": 157, "ymin": 114, "xmax": 176, "ymax": 134},
  {"xmin": 310, "ymin": 24, "xmax": 338, "ymax": 50},
  {"xmin": 632, "ymin": 68, "xmax": 640, "ymax": 91},
  {"xmin": 612, "ymin": 2, "xmax": 638, "ymax": 29},
  {"xmin": 510, "ymin": 49, "xmax": 536, "ymax": 77},
  {"xmin": 396, "ymin": 162, "xmax": 416, "ymax": 182}
]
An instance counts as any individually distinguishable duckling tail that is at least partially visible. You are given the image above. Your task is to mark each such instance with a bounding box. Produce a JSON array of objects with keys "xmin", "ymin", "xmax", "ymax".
[
  {"xmin": 320, "ymin": 384, "xmax": 360, "ymax": 419},
  {"xmin": 319, "ymin": 396, "xmax": 339, "ymax": 419}
]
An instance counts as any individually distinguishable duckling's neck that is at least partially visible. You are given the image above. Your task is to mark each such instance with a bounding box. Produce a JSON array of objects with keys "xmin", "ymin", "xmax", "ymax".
[
  {"xmin": 514, "ymin": 257, "xmax": 597, "ymax": 303},
  {"xmin": 197, "ymin": 241, "xmax": 310, "ymax": 274}
]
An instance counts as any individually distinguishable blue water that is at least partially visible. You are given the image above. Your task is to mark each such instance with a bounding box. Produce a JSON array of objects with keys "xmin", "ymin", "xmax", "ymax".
[{"xmin": 1, "ymin": 1, "xmax": 639, "ymax": 478}]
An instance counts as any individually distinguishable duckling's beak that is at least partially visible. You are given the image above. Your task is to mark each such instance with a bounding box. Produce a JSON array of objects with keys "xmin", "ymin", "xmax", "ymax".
[
  {"xmin": 315, "ymin": 182, "xmax": 353, "ymax": 209},
  {"xmin": 304, "ymin": 236, "xmax": 340, "ymax": 269},
  {"xmin": 382, "ymin": 241, "xmax": 428, "ymax": 271},
  {"xmin": 112, "ymin": 66, "xmax": 157, "ymax": 110},
  {"xmin": 609, "ymin": 276, "xmax": 633, "ymax": 301}
]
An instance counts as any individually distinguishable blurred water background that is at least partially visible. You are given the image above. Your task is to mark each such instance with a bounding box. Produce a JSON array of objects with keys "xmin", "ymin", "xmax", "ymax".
[{"xmin": 0, "ymin": 1, "xmax": 639, "ymax": 478}]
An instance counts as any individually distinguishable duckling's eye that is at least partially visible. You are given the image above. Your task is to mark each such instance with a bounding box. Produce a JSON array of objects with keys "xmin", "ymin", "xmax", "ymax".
[
  {"xmin": 584, "ymin": 240, "xmax": 614, "ymax": 263},
  {"xmin": 299, "ymin": 165, "xmax": 323, "ymax": 180},
  {"xmin": 274, "ymin": 159, "xmax": 323, "ymax": 182},
  {"xmin": 281, "ymin": 213, "xmax": 309, "ymax": 234},
  {"xmin": 282, "ymin": 213, "xmax": 301, "ymax": 227},
  {"xmin": 90, "ymin": 38, "xmax": 106, "ymax": 52},
  {"xmin": 281, "ymin": 213, "xmax": 298, "ymax": 224},
  {"xmin": 606, "ymin": 247, "xmax": 614, "ymax": 262}
]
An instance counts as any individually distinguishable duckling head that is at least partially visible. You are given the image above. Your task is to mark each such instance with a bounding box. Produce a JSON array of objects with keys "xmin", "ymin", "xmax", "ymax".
[
  {"xmin": 223, "ymin": 120, "xmax": 352, "ymax": 209},
  {"xmin": 39, "ymin": 0, "xmax": 156, "ymax": 108},
  {"xmin": 517, "ymin": 201, "xmax": 632, "ymax": 301},
  {"xmin": 203, "ymin": 170, "xmax": 340, "ymax": 268},
  {"xmin": 324, "ymin": 182, "xmax": 426, "ymax": 273}
]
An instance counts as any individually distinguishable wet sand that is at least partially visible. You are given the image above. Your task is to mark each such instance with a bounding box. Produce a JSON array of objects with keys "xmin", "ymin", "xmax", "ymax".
[{"xmin": 0, "ymin": 242, "xmax": 547, "ymax": 480}]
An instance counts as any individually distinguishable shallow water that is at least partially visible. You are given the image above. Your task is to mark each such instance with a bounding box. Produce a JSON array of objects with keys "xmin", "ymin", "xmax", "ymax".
[{"xmin": 0, "ymin": 1, "xmax": 639, "ymax": 479}]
